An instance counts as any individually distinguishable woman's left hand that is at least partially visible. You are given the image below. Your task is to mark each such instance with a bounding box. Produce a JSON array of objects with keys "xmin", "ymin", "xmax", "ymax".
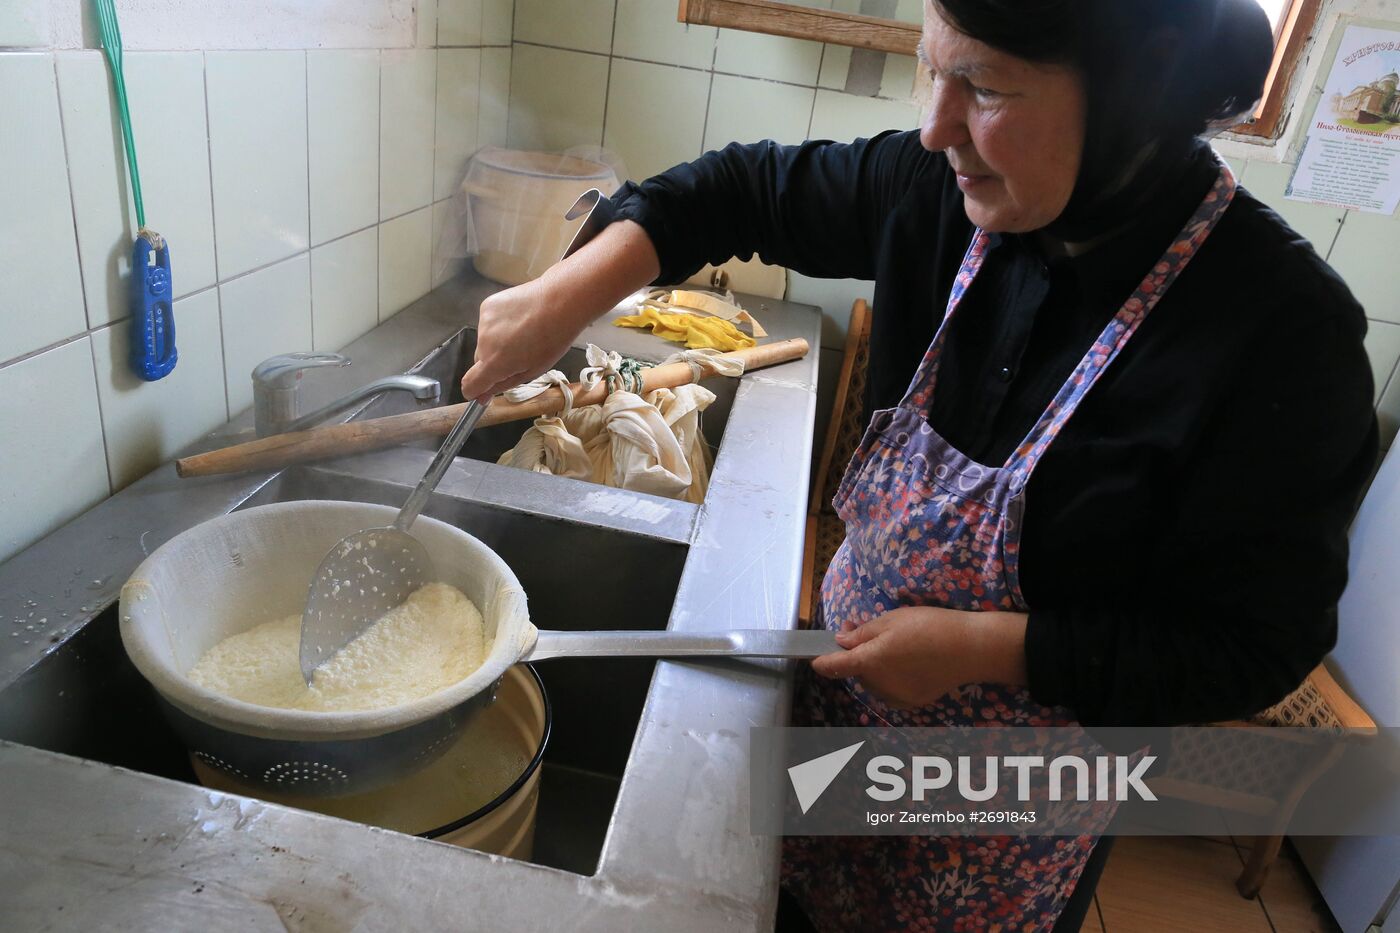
[{"xmin": 810, "ymin": 607, "xmax": 1030, "ymax": 709}]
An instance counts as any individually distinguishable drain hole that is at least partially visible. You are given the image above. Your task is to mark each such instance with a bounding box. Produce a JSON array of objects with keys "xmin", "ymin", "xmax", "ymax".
[
  {"xmin": 193, "ymin": 751, "xmax": 248, "ymax": 780},
  {"xmin": 263, "ymin": 760, "xmax": 351, "ymax": 790}
]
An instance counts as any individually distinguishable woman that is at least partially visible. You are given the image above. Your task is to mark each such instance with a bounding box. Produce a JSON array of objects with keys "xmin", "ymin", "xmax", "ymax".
[{"xmin": 461, "ymin": 0, "xmax": 1378, "ymax": 928}]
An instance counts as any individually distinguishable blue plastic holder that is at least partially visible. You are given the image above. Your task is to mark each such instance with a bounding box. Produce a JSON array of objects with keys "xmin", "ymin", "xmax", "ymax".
[{"xmin": 130, "ymin": 230, "xmax": 177, "ymax": 381}]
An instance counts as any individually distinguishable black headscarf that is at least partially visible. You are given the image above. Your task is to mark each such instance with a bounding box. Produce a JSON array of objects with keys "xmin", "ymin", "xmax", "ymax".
[{"xmin": 930, "ymin": 0, "xmax": 1275, "ymax": 241}]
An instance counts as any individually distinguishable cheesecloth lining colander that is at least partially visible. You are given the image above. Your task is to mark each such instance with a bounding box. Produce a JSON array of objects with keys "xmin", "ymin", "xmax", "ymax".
[{"xmin": 119, "ymin": 500, "xmax": 533, "ymax": 796}]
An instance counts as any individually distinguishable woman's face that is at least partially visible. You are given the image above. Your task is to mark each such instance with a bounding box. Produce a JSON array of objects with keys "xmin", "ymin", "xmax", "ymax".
[{"xmin": 918, "ymin": 3, "xmax": 1087, "ymax": 233}]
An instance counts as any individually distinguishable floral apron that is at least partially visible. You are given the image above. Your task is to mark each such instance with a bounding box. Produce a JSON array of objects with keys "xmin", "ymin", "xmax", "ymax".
[{"xmin": 782, "ymin": 159, "xmax": 1237, "ymax": 932}]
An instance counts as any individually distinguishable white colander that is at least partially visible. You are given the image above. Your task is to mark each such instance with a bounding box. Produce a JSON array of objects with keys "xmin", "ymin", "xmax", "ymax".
[{"xmin": 119, "ymin": 500, "xmax": 533, "ymax": 796}]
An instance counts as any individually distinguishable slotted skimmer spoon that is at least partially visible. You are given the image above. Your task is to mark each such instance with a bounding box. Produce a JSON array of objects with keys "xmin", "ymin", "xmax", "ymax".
[
  {"xmin": 301, "ymin": 400, "xmax": 487, "ymax": 682},
  {"xmin": 299, "ymin": 397, "xmax": 844, "ymax": 685}
]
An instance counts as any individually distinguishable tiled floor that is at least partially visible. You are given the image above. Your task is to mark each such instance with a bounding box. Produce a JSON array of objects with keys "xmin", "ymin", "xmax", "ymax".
[
  {"xmin": 1083, "ymin": 835, "xmax": 1342, "ymax": 933},
  {"xmin": 774, "ymin": 822, "xmax": 1343, "ymax": 932}
]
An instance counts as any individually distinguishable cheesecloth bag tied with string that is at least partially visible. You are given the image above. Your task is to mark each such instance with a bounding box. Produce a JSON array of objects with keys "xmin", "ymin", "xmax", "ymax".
[{"xmin": 497, "ymin": 346, "xmax": 743, "ymax": 503}]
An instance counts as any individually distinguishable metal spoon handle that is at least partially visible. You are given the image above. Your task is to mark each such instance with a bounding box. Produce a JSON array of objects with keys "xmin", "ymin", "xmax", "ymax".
[
  {"xmin": 525, "ymin": 628, "xmax": 839, "ymax": 662},
  {"xmin": 392, "ymin": 400, "xmax": 486, "ymax": 533}
]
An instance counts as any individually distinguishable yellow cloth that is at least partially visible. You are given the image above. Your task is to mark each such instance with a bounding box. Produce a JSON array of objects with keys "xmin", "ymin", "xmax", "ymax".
[{"xmin": 613, "ymin": 307, "xmax": 756, "ymax": 351}]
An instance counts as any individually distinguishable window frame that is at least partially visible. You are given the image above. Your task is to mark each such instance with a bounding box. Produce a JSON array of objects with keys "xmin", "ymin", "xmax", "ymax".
[{"xmin": 1230, "ymin": 0, "xmax": 1325, "ymax": 140}]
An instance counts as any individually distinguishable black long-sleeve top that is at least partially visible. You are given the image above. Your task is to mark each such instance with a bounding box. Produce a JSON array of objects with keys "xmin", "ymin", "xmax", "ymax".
[{"xmin": 610, "ymin": 130, "xmax": 1378, "ymax": 728}]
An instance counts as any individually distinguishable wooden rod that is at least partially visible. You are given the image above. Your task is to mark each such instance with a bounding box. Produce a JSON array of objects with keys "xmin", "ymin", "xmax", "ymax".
[
  {"xmin": 176, "ymin": 338, "xmax": 810, "ymax": 478},
  {"xmin": 678, "ymin": 0, "xmax": 920, "ymax": 56}
]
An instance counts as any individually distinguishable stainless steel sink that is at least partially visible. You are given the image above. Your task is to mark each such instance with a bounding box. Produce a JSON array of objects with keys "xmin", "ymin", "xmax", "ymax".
[
  {"xmin": 0, "ymin": 272, "xmax": 822, "ymax": 932},
  {"xmin": 0, "ymin": 460, "xmax": 691, "ymax": 877}
]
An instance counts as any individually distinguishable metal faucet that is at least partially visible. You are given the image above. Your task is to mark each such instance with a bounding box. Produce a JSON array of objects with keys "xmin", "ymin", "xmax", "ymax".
[{"xmin": 252, "ymin": 352, "xmax": 441, "ymax": 437}]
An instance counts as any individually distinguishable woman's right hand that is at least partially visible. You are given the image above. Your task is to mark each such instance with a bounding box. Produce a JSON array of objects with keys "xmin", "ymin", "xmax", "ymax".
[
  {"xmin": 459, "ymin": 219, "xmax": 662, "ymax": 405},
  {"xmin": 458, "ymin": 278, "xmax": 581, "ymax": 404}
]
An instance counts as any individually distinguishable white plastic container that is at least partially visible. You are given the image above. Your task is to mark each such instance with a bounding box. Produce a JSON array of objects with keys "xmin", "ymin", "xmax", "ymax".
[{"xmin": 464, "ymin": 148, "xmax": 621, "ymax": 286}]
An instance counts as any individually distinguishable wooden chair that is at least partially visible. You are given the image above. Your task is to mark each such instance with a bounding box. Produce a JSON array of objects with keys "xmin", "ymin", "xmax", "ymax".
[
  {"xmin": 797, "ymin": 296, "xmax": 1377, "ymax": 898},
  {"xmin": 1149, "ymin": 664, "xmax": 1376, "ymax": 898},
  {"xmin": 800, "ymin": 299, "xmax": 872, "ymax": 627}
]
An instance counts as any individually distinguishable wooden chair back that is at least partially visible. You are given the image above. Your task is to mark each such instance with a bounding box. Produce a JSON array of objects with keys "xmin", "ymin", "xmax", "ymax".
[{"xmin": 800, "ymin": 299, "xmax": 872, "ymax": 625}]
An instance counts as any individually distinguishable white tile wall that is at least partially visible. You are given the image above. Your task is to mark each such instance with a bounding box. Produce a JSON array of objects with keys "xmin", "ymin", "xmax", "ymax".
[
  {"xmin": 52, "ymin": 53, "xmax": 128, "ymax": 325},
  {"xmin": 439, "ymin": 0, "xmax": 483, "ymax": 46},
  {"xmin": 493, "ymin": 0, "xmax": 926, "ymax": 305},
  {"xmin": 219, "ymin": 254, "xmax": 314, "ymax": 413},
  {"xmin": 819, "ymin": 1, "xmax": 918, "ymax": 97},
  {"xmin": 380, "ymin": 49, "xmax": 438, "ymax": 220},
  {"xmin": 0, "ymin": 10, "xmax": 514, "ymax": 562},
  {"xmin": 432, "ymin": 197, "xmax": 468, "ymax": 288},
  {"xmin": 0, "ymin": 0, "xmax": 47, "ymax": 47},
  {"xmin": 114, "ymin": 53, "xmax": 219, "ymax": 297},
  {"xmin": 514, "ymin": 0, "xmax": 614, "ymax": 54},
  {"xmin": 0, "ymin": 54, "xmax": 86, "ymax": 364},
  {"xmin": 90, "ymin": 289, "xmax": 228, "ymax": 489},
  {"xmin": 417, "ymin": 0, "xmax": 439, "ymax": 48},
  {"xmin": 603, "ymin": 59, "xmax": 710, "ymax": 181},
  {"xmin": 507, "ymin": 44, "xmax": 609, "ymax": 151},
  {"xmin": 308, "ymin": 50, "xmax": 380, "ymax": 246},
  {"xmin": 311, "ymin": 228, "xmax": 380, "ymax": 352},
  {"xmin": 613, "ymin": 0, "xmax": 716, "ymax": 69},
  {"xmin": 890, "ymin": 0, "xmax": 922, "ymax": 24},
  {"xmin": 1329, "ymin": 211, "xmax": 1400, "ymax": 326},
  {"xmin": 58, "ymin": 51, "xmax": 217, "ymax": 328},
  {"xmin": 818, "ymin": 45, "xmax": 853, "ymax": 91},
  {"xmin": 435, "ymin": 48, "xmax": 482, "ymax": 200},
  {"xmin": 704, "ymin": 74, "xmax": 815, "ymax": 150},
  {"xmin": 495, "ymin": 3, "xmax": 927, "ymax": 359},
  {"xmin": 479, "ymin": 47, "xmax": 512, "ymax": 148},
  {"xmin": 482, "ymin": 0, "xmax": 514, "ymax": 46},
  {"xmin": 714, "ymin": 26, "xmax": 824, "ymax": 86},
  {"xmin": 810, "ymin": 88, "xmax": 919, "ymax": 141},
  {"xmin": 880, "ymin": 52, "xmax": 917, "ymax": 100},
  {"xmin": 379, "ymin": 206, "xmax": 434, "ymax": 320},
  {"xmin": 206, "ymin": 52, "xmax": 310, "ymax": 279},
  {"xmin": 0, "ymin": 340, "xmax": 109, "ymax": 563}
]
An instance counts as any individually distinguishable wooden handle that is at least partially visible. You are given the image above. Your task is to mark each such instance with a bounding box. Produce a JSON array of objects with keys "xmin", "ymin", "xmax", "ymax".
[
  {"xmin": 679, "ymin": 0, "xmax": 920, "ymax": 55},
  {"xmin": 176, "ymin": 338, "xmax": 810, "ymax": 478}
]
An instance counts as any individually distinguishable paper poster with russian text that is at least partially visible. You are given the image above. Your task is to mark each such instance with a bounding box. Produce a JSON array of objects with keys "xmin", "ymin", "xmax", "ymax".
[{"xmin": 1287, "ymin": 25, "xmax": 1400, "ymax": 215}]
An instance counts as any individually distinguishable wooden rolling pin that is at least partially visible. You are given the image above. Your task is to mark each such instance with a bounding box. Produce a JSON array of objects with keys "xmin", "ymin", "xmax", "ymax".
[{"xmin": 176, "ymin": 338, "xmax": 810, "ymax": 478}]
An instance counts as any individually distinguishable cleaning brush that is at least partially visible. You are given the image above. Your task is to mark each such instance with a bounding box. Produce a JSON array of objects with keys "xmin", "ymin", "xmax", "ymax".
[{"xmin": 95, "ymin": 0, "xmax": 177, "ymax": 381}]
